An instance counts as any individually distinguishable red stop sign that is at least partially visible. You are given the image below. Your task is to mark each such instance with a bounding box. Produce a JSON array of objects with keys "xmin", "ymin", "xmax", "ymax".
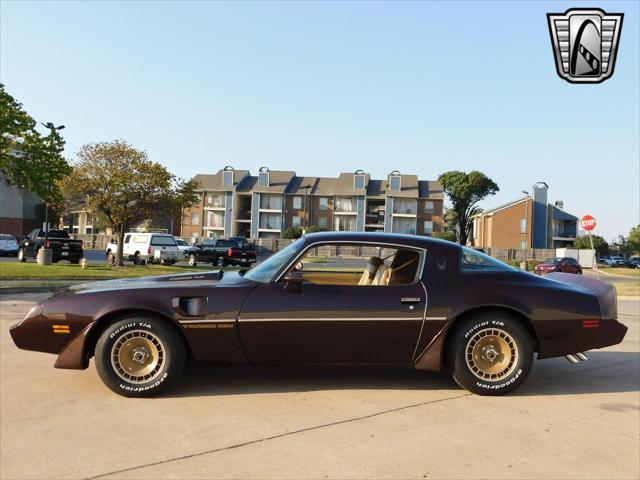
[{"xmin": 580, "ymin": 215, "xmax": 596, "ymax": 231}]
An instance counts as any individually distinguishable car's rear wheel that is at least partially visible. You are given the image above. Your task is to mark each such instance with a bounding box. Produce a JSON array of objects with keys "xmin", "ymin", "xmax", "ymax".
[
  {"xmin": 216, "ymin": 256, "xmax": 226, "ymax": 267},
  {"xmin": 95, "ymin": 317, "xmax": 186, "ymax": 397},
  {"xmin": 17, "ymin": 248, "xmax": 26, "ymax": 262},
  {"xmin": 447, "ymin": 312, "xmax": 533, "ymax": 396},
  {"xmin": 107, "ymin": 251, "xmax": 116, "ymax": 266}
]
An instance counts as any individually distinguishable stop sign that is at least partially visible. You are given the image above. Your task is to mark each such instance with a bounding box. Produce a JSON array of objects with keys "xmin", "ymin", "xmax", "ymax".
[{"xmin": 580, "ymin": 215, "xmax": 597, "ymax": 231}]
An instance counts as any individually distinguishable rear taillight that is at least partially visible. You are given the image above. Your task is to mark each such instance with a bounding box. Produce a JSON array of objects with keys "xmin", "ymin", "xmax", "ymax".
[
  {"xmin": 228, "ymin": 248, "xmax": 233, "ymax": 256},
  {"xmin": 46, "ymin": 240, "xmax": 52, "ymax": 248},
  {"xmin": 583, "ymin": 320, "xmax": 600, "ymax": 329},
  {"xmin": 147, "ymin": 247, "xmax": 151, "ymax": 255}
]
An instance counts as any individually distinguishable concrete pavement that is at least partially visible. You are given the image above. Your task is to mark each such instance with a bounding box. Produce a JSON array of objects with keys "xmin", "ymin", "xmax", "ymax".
[{"xmin": 1, "ymin": 294, "xmax": 638, "ymax": 480}]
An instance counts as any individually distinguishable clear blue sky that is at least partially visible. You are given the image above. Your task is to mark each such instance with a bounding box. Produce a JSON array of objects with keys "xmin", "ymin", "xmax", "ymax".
[{"xmin": 1, "ymin": 1, "xmax": 638, "ymax": 241}]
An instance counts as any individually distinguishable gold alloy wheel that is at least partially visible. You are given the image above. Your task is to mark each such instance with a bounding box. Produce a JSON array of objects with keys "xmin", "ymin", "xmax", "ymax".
[
  {"xmin": 465, "ymin": 328, "xmax": 518, "ymax": 381},
  {"xmin": 110, "ymin": 330, "xmax": 165, "ymax": 384}
]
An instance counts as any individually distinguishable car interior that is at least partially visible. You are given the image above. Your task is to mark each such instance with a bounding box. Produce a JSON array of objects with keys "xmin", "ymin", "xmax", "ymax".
[{"xmin": 286, "ymin": 244, "xmax": 422, "ymax": 287}]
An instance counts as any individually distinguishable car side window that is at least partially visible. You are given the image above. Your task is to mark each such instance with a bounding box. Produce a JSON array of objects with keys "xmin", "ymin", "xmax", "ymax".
[
  {"xmin": 284, "ymin": 243, "xmax": 423, "ymax": 287},
  {"xmin": 124, "ymin": 234, "xmax": 131, "ymax": 244}
]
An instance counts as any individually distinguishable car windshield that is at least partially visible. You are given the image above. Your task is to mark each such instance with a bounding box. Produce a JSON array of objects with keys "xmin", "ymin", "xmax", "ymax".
[
  {"xmin": 176, "ymin": 239, "xmax": 187, "ymax": 246},
  {"xmin": 244, "ymin": 238, "xmax": 304, "ymax": 283},
  {"xmin": 460, "ymin": 247, "xmax": 517, "ymax": 272},
  {"xmin": 543, "ymin": 258, "xmax": 561, "ymax": 265},
  {"xmin": 0, "ymin": 235, "xmax": 16, "ymax": 241}
]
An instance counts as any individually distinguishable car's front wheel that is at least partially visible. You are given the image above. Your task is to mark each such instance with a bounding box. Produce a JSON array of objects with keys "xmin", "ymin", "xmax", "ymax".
[
  {"xmin": 447, "ymin": 312, "xmax": 533, "ymax": 396},
  {"xmin": 188, "ymin": 254, "xmax": 197, "ymax": 266},
  {"xmin": 17, "ymin": 248, "xmax": 26, "ymax": 262},
  {"xmin": 95, "ymin": 317, "xmax": 187, "ymax": 397}
]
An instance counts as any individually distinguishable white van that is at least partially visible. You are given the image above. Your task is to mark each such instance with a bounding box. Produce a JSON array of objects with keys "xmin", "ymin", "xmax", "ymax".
[{"xmin": 105, "ymin": 233, "xmax": 182, "ymax": 265}]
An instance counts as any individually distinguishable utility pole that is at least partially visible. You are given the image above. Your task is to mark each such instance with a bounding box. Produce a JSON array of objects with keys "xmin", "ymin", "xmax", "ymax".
[{"xmin": 522, "ymin": 190, "xmax": 529, "ymax": 267}]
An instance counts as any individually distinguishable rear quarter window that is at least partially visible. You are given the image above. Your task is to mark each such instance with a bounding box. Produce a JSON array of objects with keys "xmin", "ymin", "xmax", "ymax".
[
  {"xmin": 150, "ymin": 235, "xmax": 177, "ymax": 246},
  {"xmin": 133, "ymin": 235, "xmax": 148, "ymax": 243},
  {"xmin": 460, "ymin": 247, "xmax": 516, "ymax": 273}
]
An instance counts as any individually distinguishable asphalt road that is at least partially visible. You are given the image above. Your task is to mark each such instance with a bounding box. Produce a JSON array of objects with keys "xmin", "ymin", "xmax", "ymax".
[{"xmin": 1, "ymin": 295, "xmax": 638, "ymax": 480}]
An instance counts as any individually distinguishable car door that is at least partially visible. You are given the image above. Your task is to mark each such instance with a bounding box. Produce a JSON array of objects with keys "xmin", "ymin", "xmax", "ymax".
[
  {"xmin": 198, "ymin": 239, "xmax": 216, "ymax": 262},
  {"xmin": 238, "ymin": 244, "xmax": 426, "ymax": 365},
  {"xmin": 24, "ymin": 230, "xmax": 38, "ymax": 256}
]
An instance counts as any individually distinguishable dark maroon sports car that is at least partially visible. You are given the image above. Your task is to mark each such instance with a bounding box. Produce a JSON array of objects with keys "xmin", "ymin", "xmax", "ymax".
[{"xmin": 10, "ymin": 232, "xmax": 626, "ymax": 397}]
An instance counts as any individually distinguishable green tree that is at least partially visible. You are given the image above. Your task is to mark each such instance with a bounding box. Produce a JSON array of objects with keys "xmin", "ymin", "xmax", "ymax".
[
  {"xmin": 610, "ymin": 235, "xmax": 633, "ymax": 258},
  {"xmin": 63, "ymin": 140, "xmax": 197, "ymax": 266},
  {"xmin": 432, "ymin": 231, "xmax": 457, "ymax": 242},
  {"xmin": 282, "ymin": 226, "xmax": 303, "ymax": 239},
  {"xmin": 628, "ymin": 225, "xmax": 640, "ymax": 255},
  {"xmin": 438, "ymin": 171, "xmax": 499, "ymax": 245},
  {"xmin": 304, "ymin": 225, "xmax": 326, "ymax": 234},
  {"xmin": 0, "ymin": 84, "xmax": 70, "ymax": 202},
  {"xmin": 573, "ymin": 234, "xmax": 609, "ymax": 257}
]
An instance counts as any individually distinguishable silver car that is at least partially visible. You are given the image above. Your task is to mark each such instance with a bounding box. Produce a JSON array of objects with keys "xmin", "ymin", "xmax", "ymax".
[{"xmin": 0, "ymin": 234, "xmax": 19, "ymax": 256}]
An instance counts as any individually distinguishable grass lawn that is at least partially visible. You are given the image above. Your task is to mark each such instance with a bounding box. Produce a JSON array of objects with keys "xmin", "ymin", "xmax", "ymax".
[
  {"xmin": 599, "ymin": 267, "xmax": 640, "ymax": 277},
  {"xmin": 614, "ymin": 282, "xmax": 640, "ymax": 297},
  {"xmin": 0, "ymin": 262, "xmax": 217, "ymax": 280}
]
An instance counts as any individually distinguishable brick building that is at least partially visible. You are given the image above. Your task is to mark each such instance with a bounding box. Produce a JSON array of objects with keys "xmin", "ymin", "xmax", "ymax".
[
  {"xmin": 181, "ymin": 167, "xmax": 444, "ymax": 242},
  {"xmin": 471, "ymin": 182, "xmax": 578, "ymax": 249}
]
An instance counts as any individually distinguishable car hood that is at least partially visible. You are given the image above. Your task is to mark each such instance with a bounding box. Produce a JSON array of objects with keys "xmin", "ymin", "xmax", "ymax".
[{"xmin": 53, "ymin": 270, "xmax": 251, "ymax": 296}]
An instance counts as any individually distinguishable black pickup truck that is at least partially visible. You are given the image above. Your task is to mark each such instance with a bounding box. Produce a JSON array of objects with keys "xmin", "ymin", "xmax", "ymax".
[
  {"xmin": 186, "ymin": 237, "xmax": 257, "ymax": 267},
  {"xmin": 18, "ymin": 229, "xmax": 84, "ymax": 263}
]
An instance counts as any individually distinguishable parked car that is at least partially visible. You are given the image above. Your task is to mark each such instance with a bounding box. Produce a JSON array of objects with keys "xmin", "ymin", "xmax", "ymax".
[
  {"xmin": 0, "ymin": 234, "xmax": 19, "ymax": 256},
  {"xmin": 18, "ymin": 229, "xmax": 83, "ymax": 263},
  {"xmin": 187, "ymin": 237, "xmax": 256, "ymax": 267},
  {"xmin": 10, "ymin": 231, "xmax": 627, "ymax": 398},
  {"xmin": 625, "ymin": 257, "xmax": 640, "ymax": 269},
  {"xmin": 535, "ymin": 257, "xmax": 582, "ymax": 275},
  {"xmin": 105, "ymin": 232, "xmax": 182, "ymax": 265},
  {"xmin": 174, "ymin": 238, "xmax": 195, "ymax": 257},
  {"xmin": 604, "ymin": 256, "xmax": 625, "ymax": 267}
]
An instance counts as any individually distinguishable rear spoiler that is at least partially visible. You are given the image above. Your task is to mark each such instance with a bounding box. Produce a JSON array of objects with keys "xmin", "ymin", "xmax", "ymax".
[{"xmin": 546, "ymin": 272, "xmax": 617, "ymax": 320}]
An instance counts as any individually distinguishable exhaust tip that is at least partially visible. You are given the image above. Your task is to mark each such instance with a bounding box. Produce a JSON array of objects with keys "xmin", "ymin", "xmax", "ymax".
[
  {"xmin": 565, "ymin": 354, "xmax": 580, "ymax": 364},
  {"xmin": 576, "ymin": 352, "xmax": 588, "ymax": 361}
]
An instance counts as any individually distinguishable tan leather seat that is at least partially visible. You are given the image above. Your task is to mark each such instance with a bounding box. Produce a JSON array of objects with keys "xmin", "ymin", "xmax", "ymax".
[
  {"xmin": 359, "ymin": 257, "xmax": 385, "ymax": 286},
  {"xmin": 371, "ymin": 264, "xmax": 391, "ymax": 286}
]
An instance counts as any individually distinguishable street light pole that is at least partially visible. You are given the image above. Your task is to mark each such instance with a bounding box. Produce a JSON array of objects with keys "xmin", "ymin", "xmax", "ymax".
[
  {"xmin": 522, "ymin": 190, "xmax": 529, "ymax": 265},
  {"xmin": 40, "ymin": 122, "xmax": 65, "ymax": 250}
]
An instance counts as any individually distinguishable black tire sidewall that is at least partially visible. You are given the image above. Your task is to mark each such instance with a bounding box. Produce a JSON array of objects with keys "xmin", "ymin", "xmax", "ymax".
[
  {"xmin": 449, "ymin": 313, "xmax": 533, "ymax": 396},
  {"xmin": 95, "ymin": 317, "xmax": 186, "ymax": 397}
]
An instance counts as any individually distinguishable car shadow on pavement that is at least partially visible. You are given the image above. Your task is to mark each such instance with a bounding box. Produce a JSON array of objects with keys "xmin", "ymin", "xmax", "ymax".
[{"xmin": 166, "ymin": 351, "xmax": 640, "ymax": 398}]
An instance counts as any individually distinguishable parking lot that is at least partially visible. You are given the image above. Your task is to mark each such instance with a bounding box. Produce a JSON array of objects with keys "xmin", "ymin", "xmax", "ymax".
[{"xmin": 1, "ymin": 294, "xmax": 639, "ymax": 480}]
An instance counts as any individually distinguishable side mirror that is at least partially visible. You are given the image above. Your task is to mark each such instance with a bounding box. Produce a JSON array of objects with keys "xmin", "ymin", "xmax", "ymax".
[{"xmin": 283, "ymin": 271, "xmax": 304, "ymax": 293}]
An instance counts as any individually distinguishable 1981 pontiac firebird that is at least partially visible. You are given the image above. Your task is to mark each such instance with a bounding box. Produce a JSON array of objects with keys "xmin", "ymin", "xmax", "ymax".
[{"xmin": 10, "ymin": 232, "xmax": 627, "ymax": 397}]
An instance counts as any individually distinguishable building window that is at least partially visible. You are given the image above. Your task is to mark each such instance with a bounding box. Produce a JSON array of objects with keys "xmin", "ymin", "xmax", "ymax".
[
  {"xmin": 424, "ymin": 201, "xmax": 434, "ymax": 214},
  {"xmin": 392, "ymin": 218, "xmax": 415, "ymax": 235},
  {"xmin": 205, "ymin": 193, "xmax": 225, "ymax": 208},
  {"xmin": 390, "ymin": 175, "xmax": 401, "ymax": 192},
  {"xmin": 519, "ymin": 240, "xmax": 526, "ymax": 249},
  {"xmin": 260, "ymin": 194, "xmax": 282, "ymax": 210},
  {"xmin": 259, "ymin": 212, "xmax": 281, "ymax": 230},
  {"xmin": 393, "ymin": 198, "xmax": 417, "ymax": 215},
  {"xmin": 205, "ymin": 211, "xmax": 224, "ymax": 228},
  {"xmin": 258, "ymin": 170, "xmax": 270, "ymax": 187},
  {"xmin": 519, "ymin": 218, "xmax": 527, "ymax": 233},
  {"xmin": 223, "ymin": 170, "xmax": 233, "ymax": 186},
  {"xmin": 318, "ymin": 216, "xmax": 327, "ymax": 228},
  {"xmin": 319, "ymin": 197, "xmax": 328, "ymax": 211},
  {"xmin": 335, "ymin": 215, "xmax": 356, "ymax": 232},
  {"xmin": 424, "ymin": 221, "xmax": 433, "ymax": 234},
  {"xmin": 292, "ymin": 216, "xmax": 301, "ymax": 227},
  {"xmin": 335, "ymin": 197, "xmax": 355, "ymax": 213},
  {"xmin": 191, "ymin": 212, "xmax": 200, "ymax": 225},
  {"xmin": 293, "ymin": 196, "xmax": 302, "ymax": 209},
  {"xmin": 354, "ymin": 174, "xmax": 365, "ymax": 190}
]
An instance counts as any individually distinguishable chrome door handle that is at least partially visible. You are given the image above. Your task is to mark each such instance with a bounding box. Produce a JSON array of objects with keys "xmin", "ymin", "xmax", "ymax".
[{"xmin": 401, "ymin": 297, "xmax": 422, "ymax": 304}]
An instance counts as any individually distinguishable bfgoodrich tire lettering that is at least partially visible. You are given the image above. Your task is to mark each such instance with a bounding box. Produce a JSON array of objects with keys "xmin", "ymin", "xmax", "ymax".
[
  {"xmin": 95, "ymin": 317, "xmax": 186, "ymax": 397},
  {"xmin": 447, "ymin": 312, "xmax": 533, "ymax": 396}
]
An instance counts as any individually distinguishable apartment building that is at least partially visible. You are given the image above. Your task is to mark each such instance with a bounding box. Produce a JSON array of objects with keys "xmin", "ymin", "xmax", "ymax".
[
  {"xmin": 471, "ymin": 182, "xmax": 578, "ymax": 249},
  {"xmin": 181, "ymin": 167, "xmax": 444, "ymax": 241}
]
